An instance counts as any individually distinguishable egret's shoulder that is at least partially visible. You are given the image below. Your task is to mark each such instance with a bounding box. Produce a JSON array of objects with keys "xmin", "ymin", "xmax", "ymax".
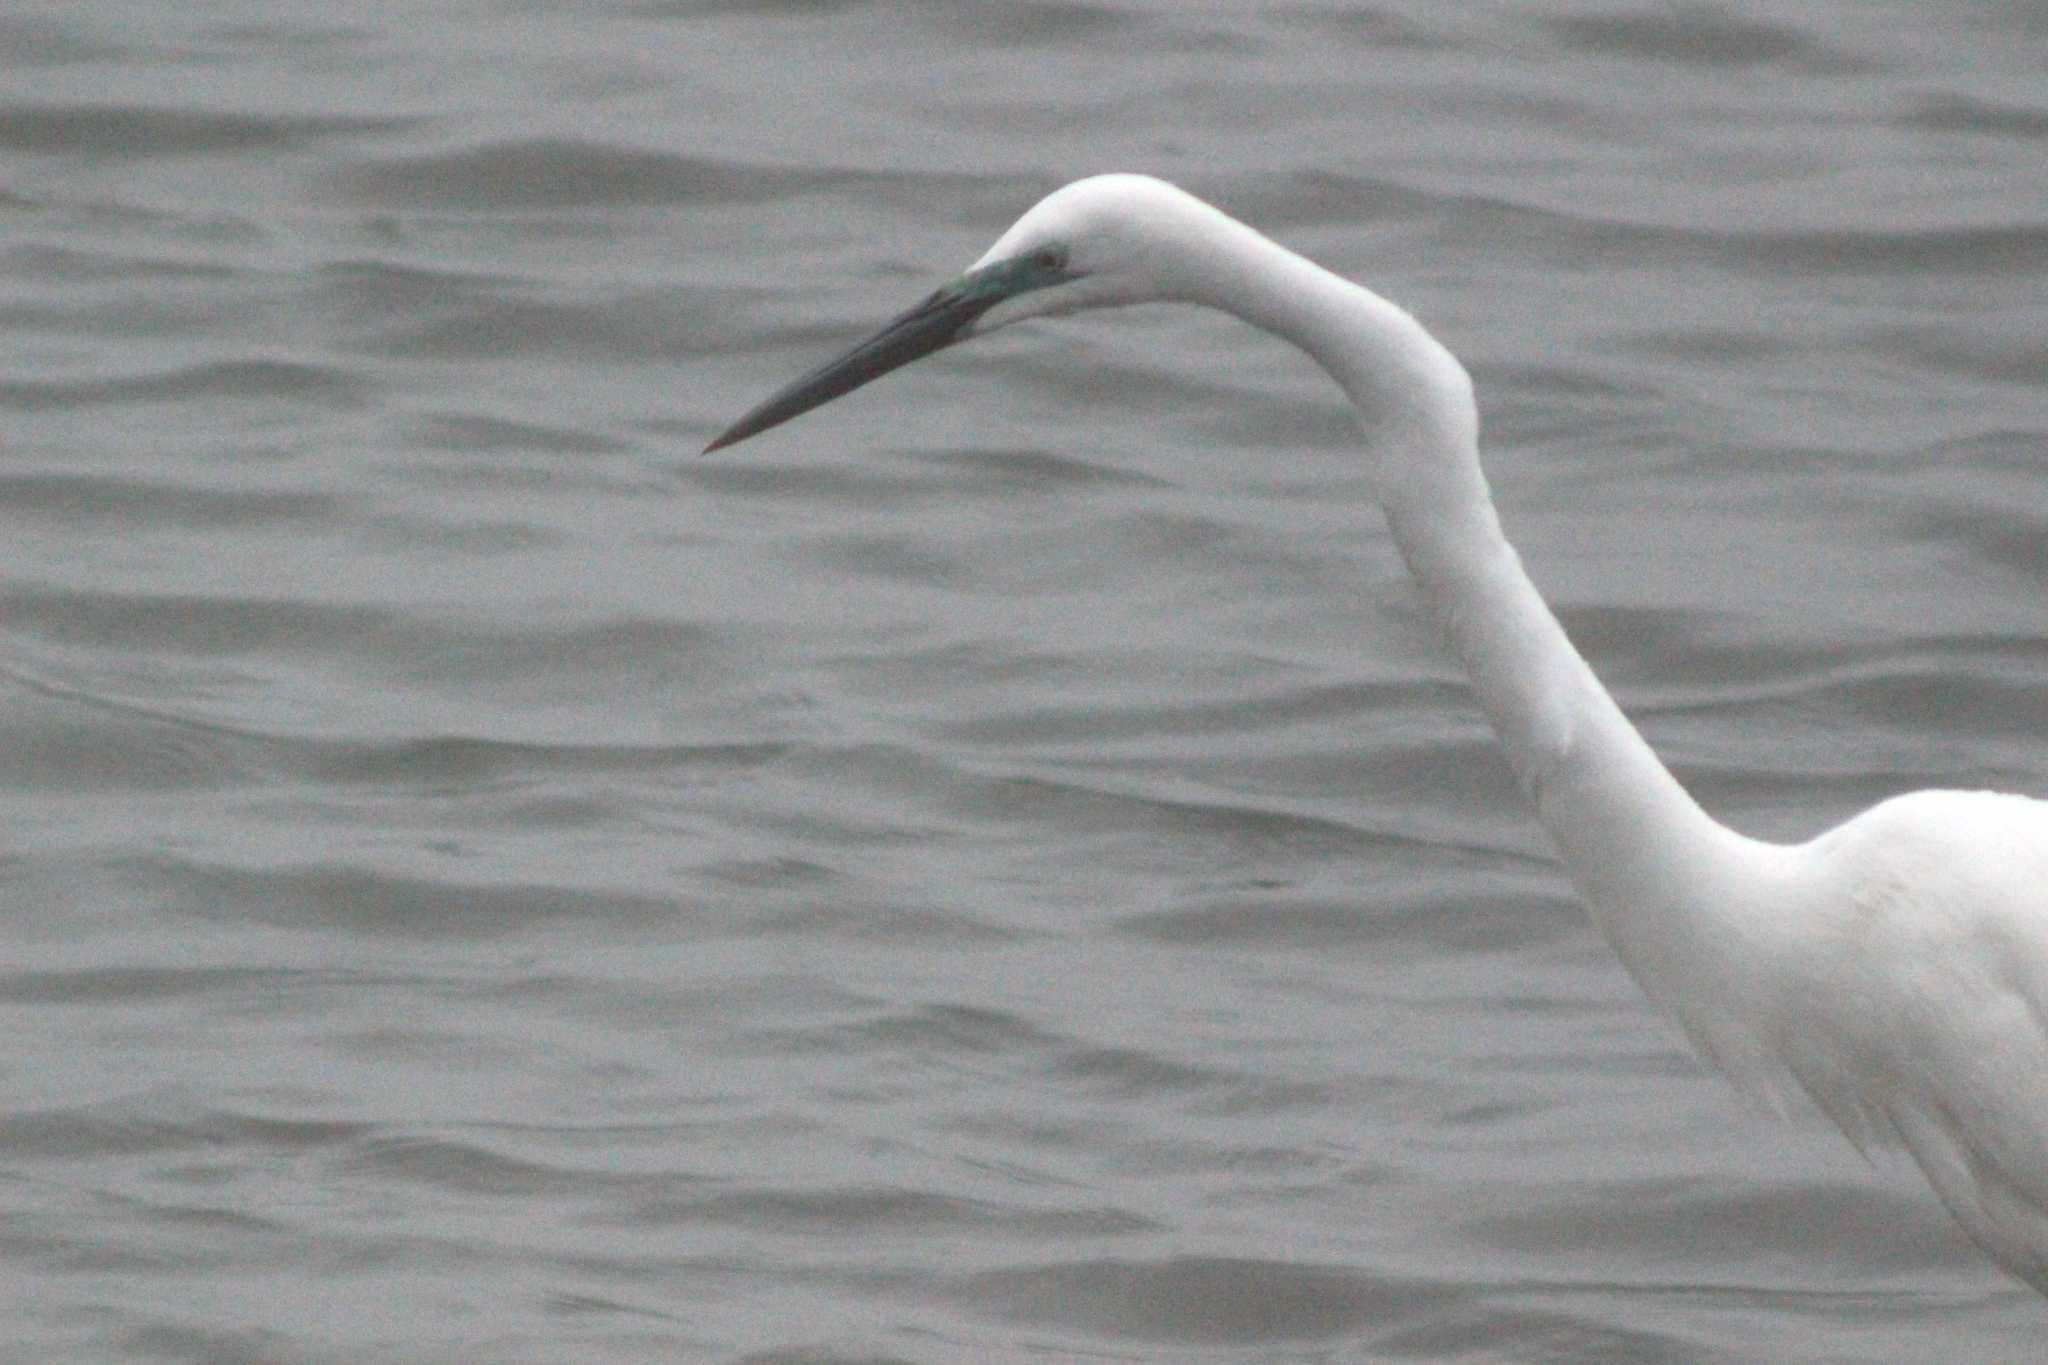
[
  {"xmin": 1791, "ymin": 788, "xmax": 2048, "ymax": 966},
  {"xmin": 1814, "ymin": 787, "xmax": 2048, "ymax": 870}
]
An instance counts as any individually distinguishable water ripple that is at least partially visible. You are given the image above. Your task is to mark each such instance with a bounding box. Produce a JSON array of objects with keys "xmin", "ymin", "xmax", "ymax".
[
  {"xmin": 0, "ymin": 102, "xmax": 413, "ymax": 156},
  {"xmin": 331, "ymin": 141, "xmax": 887, "ymax": 210},
  {"xmin": 953, "ymin": 1255, "xmax": 1475, "ymax": 1344}
]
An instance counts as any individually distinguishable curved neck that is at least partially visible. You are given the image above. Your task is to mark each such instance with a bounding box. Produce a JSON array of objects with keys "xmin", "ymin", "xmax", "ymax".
[{"xmin": 1184, "ymin": 219, "xmax": 1758, "ymax": 972}]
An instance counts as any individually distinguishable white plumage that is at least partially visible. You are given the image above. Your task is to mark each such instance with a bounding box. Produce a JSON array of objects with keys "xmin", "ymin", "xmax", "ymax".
[{"xmin": 709, "ymin": 174, "xmax": 2048, "ymax": 1296}]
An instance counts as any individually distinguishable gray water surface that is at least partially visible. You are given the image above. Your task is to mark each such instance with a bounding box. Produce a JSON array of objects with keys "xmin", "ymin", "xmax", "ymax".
[{"xmin": 5, "ymin": 1, "xmax": 2048, "ymax": 1360}]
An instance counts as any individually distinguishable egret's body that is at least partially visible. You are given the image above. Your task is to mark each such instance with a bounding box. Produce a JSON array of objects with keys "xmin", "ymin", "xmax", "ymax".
[{"xmin": 708, "ymin": 175, "xmax": 2048, "ymax": 1294}]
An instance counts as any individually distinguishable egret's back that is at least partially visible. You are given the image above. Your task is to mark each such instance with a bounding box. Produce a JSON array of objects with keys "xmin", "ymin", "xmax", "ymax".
[{"xmin": 1779, "ymin": 789, "xmax": 2048, "ymax": 1288}]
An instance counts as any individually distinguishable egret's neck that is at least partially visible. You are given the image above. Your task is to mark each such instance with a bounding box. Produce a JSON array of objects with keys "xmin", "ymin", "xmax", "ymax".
[{"xmin": 1192, "ymin": 223, "xmax": 1760, "ymax": 986}]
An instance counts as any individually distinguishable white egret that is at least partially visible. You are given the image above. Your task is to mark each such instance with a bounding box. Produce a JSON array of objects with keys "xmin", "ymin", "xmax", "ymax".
[{"xmin": 707, "ymin": 175, "xmax": 2048, "ymax": 1295}]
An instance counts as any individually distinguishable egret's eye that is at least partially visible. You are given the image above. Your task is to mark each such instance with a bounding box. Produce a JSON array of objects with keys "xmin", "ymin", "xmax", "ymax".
[{"xmin": 1030, "ymin": 247, "xmax": 1067, "ymax": 272}]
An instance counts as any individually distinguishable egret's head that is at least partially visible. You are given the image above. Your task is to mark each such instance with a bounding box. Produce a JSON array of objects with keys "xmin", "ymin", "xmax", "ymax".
[{"xmin": 705, "ymin": 174, "xmax": 1214, "ymax": 452}]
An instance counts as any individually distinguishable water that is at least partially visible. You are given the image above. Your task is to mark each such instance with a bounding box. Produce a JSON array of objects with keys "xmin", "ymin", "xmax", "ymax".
[{"xmin": 4, "ymin": 1, "xmax": 2047, "ymax": 1359}]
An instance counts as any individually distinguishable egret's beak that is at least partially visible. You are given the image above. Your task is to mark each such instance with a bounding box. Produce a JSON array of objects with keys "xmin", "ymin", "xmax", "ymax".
[{"xmin": 704, "ymin": 277, "xmax": 1000, "ymax": 453}]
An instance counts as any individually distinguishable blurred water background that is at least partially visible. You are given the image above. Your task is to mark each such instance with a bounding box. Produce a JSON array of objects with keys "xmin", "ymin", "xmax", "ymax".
[{"xmin": 4, "ymin": 1, "xmax": 2048, "ymax": 1359}]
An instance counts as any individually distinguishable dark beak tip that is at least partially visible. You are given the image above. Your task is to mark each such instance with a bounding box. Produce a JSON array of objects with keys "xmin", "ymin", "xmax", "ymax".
[{"xmin": 701, "ymin": 280, "xmax": 997, "ymax": 456}]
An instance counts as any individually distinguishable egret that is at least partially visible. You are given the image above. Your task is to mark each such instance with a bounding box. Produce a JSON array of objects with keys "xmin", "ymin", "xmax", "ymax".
[{"xmin": 706, "ymin": 175, "xmax": 2048, "ymax": 1295}]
